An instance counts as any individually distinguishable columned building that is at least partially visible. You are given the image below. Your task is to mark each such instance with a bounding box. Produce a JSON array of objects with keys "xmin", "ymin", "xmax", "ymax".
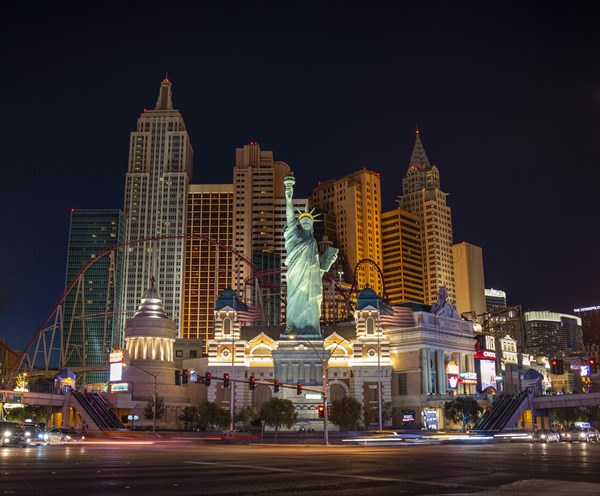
[
  {"xmin": 397, "ymin": 130, "xmax": 455, "ymax": 305},
  {"xmin": 122, "ymin": 78, "xmax": 194, "ymax": 332},
  {"xmin": 204, "ymin": 287, "xmax": 476, "ymax": 430}
]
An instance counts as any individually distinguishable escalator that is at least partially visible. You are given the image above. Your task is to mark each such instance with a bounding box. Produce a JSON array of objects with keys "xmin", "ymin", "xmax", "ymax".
[
  {"xmin": 473, "ymin": 392, "xmax": 529, "ymax": 433},
  {"xmin": 71, "ymin": 391, "xmax": 125, "ymax": 430}
]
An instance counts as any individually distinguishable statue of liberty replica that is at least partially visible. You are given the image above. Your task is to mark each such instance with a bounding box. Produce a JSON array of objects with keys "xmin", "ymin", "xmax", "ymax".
[{"xmin": 283, "ymin": 174, "xmax": 339, "ymax": 338}]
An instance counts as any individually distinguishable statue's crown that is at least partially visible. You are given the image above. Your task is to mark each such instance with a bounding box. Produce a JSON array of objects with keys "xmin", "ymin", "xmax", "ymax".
[{"xmin": 296, "ymin": 207, "xmax": 321, "ymax": 222}]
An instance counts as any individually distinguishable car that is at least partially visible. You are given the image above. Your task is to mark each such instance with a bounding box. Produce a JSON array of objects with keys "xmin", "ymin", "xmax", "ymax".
[
  {"xmin": 568, "ymin": 427, "xmax": 599, "ymax": 443},
  {"xmin": 47, "ymin": 428, "xmax": 85, "ymax": 444},
  {"xmin": 558, "ymin": 427, "xmax": 576, "ymax": 442},
  {"xmin": 0, "ymin": 421, "xmax": 27, "ymax": 447},
  {"xmin": 531, "ymin": 429, "xmax": 560, "ymax": 443},
  {"xmin": 21, "ymin": 423, "xmax": 49, "ymax": 446}
]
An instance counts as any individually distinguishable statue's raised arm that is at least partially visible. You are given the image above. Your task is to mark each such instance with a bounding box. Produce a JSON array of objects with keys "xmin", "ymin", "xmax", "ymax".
[{"xmin": 283, "ymin": 173, "xmax": 338, "ymax": 339}]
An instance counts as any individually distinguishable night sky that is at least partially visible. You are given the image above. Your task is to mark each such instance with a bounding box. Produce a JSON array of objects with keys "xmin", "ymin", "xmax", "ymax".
[{"xmin": 1, "ymin": 1, "xmax": 598, "ymax": 351}]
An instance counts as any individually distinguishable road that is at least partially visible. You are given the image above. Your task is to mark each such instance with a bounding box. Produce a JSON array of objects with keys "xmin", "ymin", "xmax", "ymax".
[{"xmin": 1, "ymin": 440, "xmax": 599, "ymax": 495}]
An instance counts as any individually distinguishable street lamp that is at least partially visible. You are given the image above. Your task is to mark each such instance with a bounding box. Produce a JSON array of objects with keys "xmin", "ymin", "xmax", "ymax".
[{"xmin": 126, "ymin": 363, "xmax": 158, "ymax": 432}]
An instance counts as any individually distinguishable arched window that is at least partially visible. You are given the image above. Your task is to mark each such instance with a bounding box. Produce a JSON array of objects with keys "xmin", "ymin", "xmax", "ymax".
[
  {"xmin": 223, "ymin": 317, "xmax": 232, "ymax": 335},
  {"xmin": 366, "ymin": 317, "xmax": 375, "ymax": 335}
]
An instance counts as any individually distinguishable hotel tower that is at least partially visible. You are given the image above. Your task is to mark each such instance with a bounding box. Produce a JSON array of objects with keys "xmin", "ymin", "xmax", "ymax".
[{"xmin": 122, "ymin": 78, "xmax": 194, "ymax": 331}]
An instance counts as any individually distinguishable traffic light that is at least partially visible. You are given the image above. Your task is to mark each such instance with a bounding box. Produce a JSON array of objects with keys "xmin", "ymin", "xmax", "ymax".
[
  {"xmin": 296, "ymin": 383, "xmax": 303, "ymax": 395},
  {"xmin": 588, "ymin": 358, "xmax": 597, "ymax": 374},
  {"xmin": 556, "ymin": 359, "xmax": 564, "ymax": 375},
  {"xmin": 182, "ymin": 369, "xmax": 189, "ymax": 384},
  {"xmin": 205, "ymin": 372, "xmax": 212, "ymax": 386},
  {"xmin": 318, "ymin": 404, "xmax": 324, "ymax": 418},
  {"xmin": 175, "ymin": 370, "xmax": 181, "ymax": 385},
  {"xmin": 550, "ymin": 359, "xmax": 558, "ymax": 374},
  {"xmin": 223, "ymin": 373, "xmax": 230, "ymax": 389},
  {"xmin": 273, "ymin": 379, "xmax": 280, "ymax": 393},
  {"xmin": 249, "ymin": 375, "xmax": 256, "ymax": 390}
]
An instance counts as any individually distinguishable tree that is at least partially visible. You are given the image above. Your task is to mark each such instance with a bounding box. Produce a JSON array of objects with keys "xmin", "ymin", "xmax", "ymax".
[
  {"xmin": 551, "ymin": 407, "xmax": 587, "ymax": 427},
  {"xmin": 443, "ymin": 396, "xmax": 483, "ymax": 431},
  {"xmin": 259, "ymin": 398, "xmax": 297, "ymax": 441},
  {"xmin": 6, "ymin": 405, "xmax": 47, "ymax": 423},
  {"xmin": 144, "ymin": 396, "xmax": 165, "ymax": 421},
  {"xmin": 329, "ymin": 397, "xmax": 362, "ymax": 432},
  {"xmin": 179, "ymin": 406, "xmax": 198, "ymax": 430},
  {"xmin": 196, "ymin": 402, "xmax": 230, "ymax": 431},
  {"xmin": 234, "ymin": 406, "xmax": 258, "ymax": 430}
]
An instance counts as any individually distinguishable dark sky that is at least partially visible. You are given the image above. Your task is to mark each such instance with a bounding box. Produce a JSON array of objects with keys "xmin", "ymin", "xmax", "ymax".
[{"xmin": 1, "ymin": 1, "xmax": 599, "ymax": 351}]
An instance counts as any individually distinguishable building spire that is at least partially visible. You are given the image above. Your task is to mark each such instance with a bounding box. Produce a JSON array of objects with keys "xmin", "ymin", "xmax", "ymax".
[
  {"xmin": 409, "ymin": 128, "xmax": 431, "ymax": 169},
  {"xmin": 155, "ymin": 76, "xmax": 173, "ymax": 110}
]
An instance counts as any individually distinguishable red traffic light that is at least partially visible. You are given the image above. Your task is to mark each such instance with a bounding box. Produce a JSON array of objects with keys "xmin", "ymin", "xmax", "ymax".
[
  {"xmin": 318, "ymin": 405, "xmax": 325, "ymax": 418},
  {"xmin": 249, "ymin": 375, "xmax": 256, "ymax": 390}
]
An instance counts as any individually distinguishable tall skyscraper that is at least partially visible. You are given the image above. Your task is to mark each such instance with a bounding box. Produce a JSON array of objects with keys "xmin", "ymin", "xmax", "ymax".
[
  {"xmin": 232, "ymin": 143, "xmax": 306, "ymax": 317},
  {"xmin": 181, "ymin": 184, "xmax": 234, "ymax": 353},
  {"xmin": 452, "ymin": 242, "xmax": 486, "ymax": 316},
  {"xmin": 524, "ymin": 310, "xmax": 583, "ymax": 358},
  {"xmin": 381, "ymin": 207, "xmax": 424, "ymax": 303},
  {"xmin": 122, "ymin": 78, "xmax": 194, "ymax": 330},
  {"xmin": 573, "ymin": 306, "xmax": 600, "ymax": 346},
  {"xmin": 397, "ymin": 130, "xmax": 455, "ymax": 305},
  {"xmin": 310, "ymin": 168, "xmax": 383, "ymax": 296},
  {"xmin": 64, "ymin": 209, "xmax": 125, "ymax": 384}
]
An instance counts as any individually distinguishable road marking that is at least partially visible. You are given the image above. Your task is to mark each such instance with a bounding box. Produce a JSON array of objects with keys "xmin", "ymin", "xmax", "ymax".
[{"xmin": 185, "ymin": 461, "xmax": 488, "ymax": 489}]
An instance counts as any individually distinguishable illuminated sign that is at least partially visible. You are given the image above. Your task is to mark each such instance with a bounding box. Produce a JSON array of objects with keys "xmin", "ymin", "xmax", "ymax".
[
  {"xmin": 459, "ymin": 372, "xmax": 478, "ymax": 384},
  {"xmin": 110, "ymin": 383, "xmax": 129, "ymax": 392},
  {"xmin": 476, "ymin": 358, "xmax": 498, "ymax": 393},
  {"xmin": 573, "ymin": 306, "xmax": 600, "ymax": 312},
  {"xmin": 110, "ymin": 350, "xmax": 124, "ymax": 363},
  {"xmin": 448, "ymin": 375, "xmax": 459, "ymax": 390},
  {"xmin": 402, "ymin": 409, "xmax": 416, "ymax": 424},
  {"xmin": 485, "ymin": 335, "xmax": 496, "ymax": 351},
  {"xmin": 446, "ymin": 361, "xmax": 459, "ymax": 375},
  {"xmin": 5, "ymin": 393, "xmax": 22, "ymax": 403},
  {"xmin": 305, "ymin": 393, "xmax": 323, "ymax": 400},
  {"xmin": 475, "ymin": 350, "xmax": 496, "ymax": 360}
]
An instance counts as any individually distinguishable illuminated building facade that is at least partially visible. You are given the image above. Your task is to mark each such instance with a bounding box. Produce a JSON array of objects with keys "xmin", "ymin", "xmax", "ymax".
[
  {"xmin": 122, "ymin": 78, "xmax": 194, "ymax": 332},
  {"xmin": 181, "ymin": 184, "xmax": 234, "ymax": 353},
  {"xmin": 232, "ymin": 142, "xmax": 306, "ymax": 317},
  {"xmin": 380, "ymin": 208, "xmax": 424, "ymax": 303},
  {"xmin": 524, "ymin": 311, "xmax": 583, "ymax": 358},
  {"xmin": 64, "ymin": 209, "xmax": 125, "ymax": 384},
  {"xmin": 574, "ymin": 305, "xmax": 600, "ymax": 346},
  {"xmin": 452, "ymin": 242, "xmax": 486, "ymax": 316},
  {"xmin": 485, "ymin": 288, "xmax": 507, "ymax": 311},
  {"xmin": 397, "ymin": 131, "xmax": 455, "ymax": 305},
  {"xmin": 310, "ymin": 168, "xmax": 383, "ymax": 296}
]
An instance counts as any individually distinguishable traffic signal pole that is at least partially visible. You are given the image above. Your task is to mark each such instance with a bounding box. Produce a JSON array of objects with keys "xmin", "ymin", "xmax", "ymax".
[{"xmin": 321, "ymin": 358, "xmax": 329, "ymax": 446}]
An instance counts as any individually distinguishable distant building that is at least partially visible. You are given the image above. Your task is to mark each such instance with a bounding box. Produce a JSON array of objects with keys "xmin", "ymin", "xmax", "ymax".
[
  {"xmin": 310, "ymin": 168, "xmax": 383, "ymax": 296},
  {"xmin": 573, "ymin": 305, "xmax": 600, "ymax": 346},
  {"xmin": 482, "ymin": 306, "xmax": 525, "ymax": 353},
  {"xmin": 485, "ymin": 288, "xmax": 507, "ymax": 311},
  {"xmin": 524, "ymin": 311, "xmax": 583, "ymax": 358},
  {"xmin": 232, "ymin": 142, "xmax": 306, "ymax": 316},
  {"xmin": 397, "ymin": 130, "xmax": 455, "ymax": 305},
  {"xmin": 381, "ymin": 208, "xmax": 424, "ymax": 303},
  {"xmin": 452, "ymin": 242, "xmax": 486, "ymax": 316},
  {"xmin": 181, "ymin": 184, "xmax": 234, "ymax": 353},
  {"xmin": 122, "ymin": 78, "xmax": 194, "ymax": 333},
  {"xmin": 64, "ymin": 209, "xmax": 125, "ymax": 384}
]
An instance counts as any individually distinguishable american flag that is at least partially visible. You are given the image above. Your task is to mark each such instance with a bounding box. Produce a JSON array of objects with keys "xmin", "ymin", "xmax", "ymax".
[
  {"xmin": 236, "ymin": 303, "xmax": 262, "ymax": 323},
  {"xmin": 379, "ymin": 303, "xmax": 414, "ymax": 328}
]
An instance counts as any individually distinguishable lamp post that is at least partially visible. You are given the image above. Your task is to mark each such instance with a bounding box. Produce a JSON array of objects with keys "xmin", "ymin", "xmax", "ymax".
[{"xmin": 127, "ymin": 363, "xmax": 158, "ymax": 432}]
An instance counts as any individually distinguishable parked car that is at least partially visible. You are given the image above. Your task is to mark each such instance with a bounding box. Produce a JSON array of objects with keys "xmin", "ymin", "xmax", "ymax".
[
  {"xmin": 47, "ymin": 428, "xmax": 85, "ymax": 444},
  {"xmin": 0, "ymin": 421, "xmax": 27, "ymax": 447},
  {"xmin": 531, "ymin": 429, "xmax": 560, "ymax": 443},
  {"xmin": 568, "ymin": 427, "xmax": 600, "ymax": 443},
  {"xmin": 21, "ymin": 423, "xmax": 49, "ymax": 446}
]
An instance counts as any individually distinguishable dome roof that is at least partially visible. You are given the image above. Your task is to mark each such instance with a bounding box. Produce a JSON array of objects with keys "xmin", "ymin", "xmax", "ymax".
[
  {"xmin": 356, "ymin": 285, "xmax": 381, "ymax": 310},
  {"xmin": 132, "ymin": 284, "xmax": 168, "ymax": 319}
]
